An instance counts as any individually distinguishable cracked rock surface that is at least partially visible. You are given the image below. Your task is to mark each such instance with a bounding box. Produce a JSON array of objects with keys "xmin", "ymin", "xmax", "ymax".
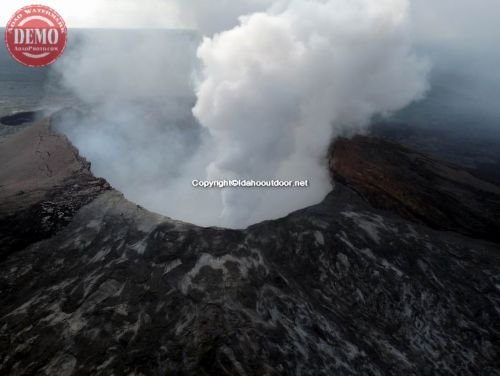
[{"xmin": 0, "ymin": 122, "xmax": 499, "ymax": 375}]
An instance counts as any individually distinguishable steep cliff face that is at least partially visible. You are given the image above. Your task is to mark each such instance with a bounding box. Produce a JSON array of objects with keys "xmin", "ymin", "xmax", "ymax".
[
  {"xmin": 0, "ymin": 122, "xmax": 499, "ymax": 375},
  {"xmin": 330, "ymin": 136, "xmax": 500, "ymax": 243}
]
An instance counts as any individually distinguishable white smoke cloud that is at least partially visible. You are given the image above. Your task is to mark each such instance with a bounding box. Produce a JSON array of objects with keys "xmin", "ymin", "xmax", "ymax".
[
  {"xmin": 51, "ymin": 0, "xmax": 429, "ymax": 228},
  {"xmin": 51, "ymin": 30, "xmax": 207, "ymax": 215},
  {"xmin": 193, "ymin": 0, "xmax": 429, "ymax": 226}
]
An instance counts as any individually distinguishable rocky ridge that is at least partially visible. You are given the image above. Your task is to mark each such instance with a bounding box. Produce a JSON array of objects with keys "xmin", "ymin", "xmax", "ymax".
[{"xmin": 330, "ymin": 135, "xmax": 500, "ymax": 243}]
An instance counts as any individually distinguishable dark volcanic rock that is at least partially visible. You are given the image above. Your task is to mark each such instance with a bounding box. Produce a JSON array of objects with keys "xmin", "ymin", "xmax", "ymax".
[
  {"xmin": 370, "ymin": 122, "xmax": 500, "ymax": 185},
  {"xmin": 330, "ymin": 135, "xmax": 500, "ymax": 243},
  {"xmin": 0, "ymin": 124, "xmax": 499, "ymax": 375}
]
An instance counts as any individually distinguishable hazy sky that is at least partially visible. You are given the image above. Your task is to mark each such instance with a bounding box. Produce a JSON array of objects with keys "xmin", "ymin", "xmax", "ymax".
[
  {"xmin": 410, "ymin": 0, "xmax": 500, "ymax": 49},
  {"xmin": 2, "ymin": 0, "xmax": 500, "ymax": 45},
  {"xmin": 0, "ymin": 0, "xmax": 182, "ymax": 29},
  {"xmin": 0, "ymin": 0, "xmax": 277, "ymax": 34}
]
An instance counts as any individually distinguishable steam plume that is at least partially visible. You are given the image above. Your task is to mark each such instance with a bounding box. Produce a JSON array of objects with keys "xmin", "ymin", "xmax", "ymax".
[
  {"xmin": 192, "ymin": 0, "xmax": 429, "ymax": 226},
  {"xmin": 52, "ymin": 0, "xmax": 429, "ymax": 228}
]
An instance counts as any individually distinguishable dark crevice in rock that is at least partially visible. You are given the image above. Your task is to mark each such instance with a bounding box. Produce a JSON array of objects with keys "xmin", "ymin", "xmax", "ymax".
[{"xmin": 0, "ymin": 111, "xmax": 44, "ymax": 126}]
